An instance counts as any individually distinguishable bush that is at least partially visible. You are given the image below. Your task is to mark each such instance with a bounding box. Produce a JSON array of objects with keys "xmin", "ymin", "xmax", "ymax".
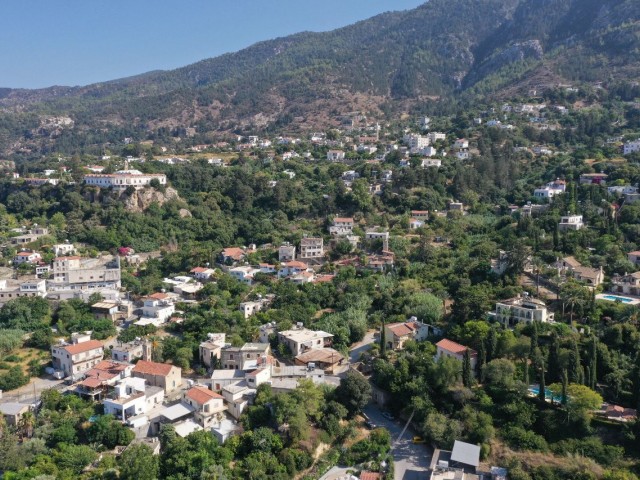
[
  {"xmin": 0, "ymin": 365, "xmax": 29, "ymax": 391},
  {"xmin": 502, "ymin": 426, "xmax": 548, "ymax": 452}
]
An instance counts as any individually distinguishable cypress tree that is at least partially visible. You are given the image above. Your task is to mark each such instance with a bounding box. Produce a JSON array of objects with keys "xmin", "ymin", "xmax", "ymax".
[
  {"xmin": 561, "ymin": 368, "xmax": 568, "ymax": 405},
  {"xmin": 548, "ymin": 330, "xmax": 561, "ymax": 383},
  {"xmin": 478, "ymin": 341, "xmax": 487, "ymax": 381},
  {"xmin": 590, "ymin": 335, "xmax": 597, "ymax": 389},
  {"xmin": 462, "ymin": 348, "xmax": 473, "ymax": 388},
  {"xmin": 538, "ymin": 358, "xmax": 546, "ymax": 403},
  {"xmin": 524, "ymin": 359, "xmax": 529, "ymax": 386},
  {"xmin": 568, "ymin": 338, "xmax": 581, "ymax": 383},
  {"xmin": 487, "ymin": 327, "xmax": 497, "ymax": 361},
  {"xmin": 530, "ymin": 322, "xmax": 539, "ymax": 354}
]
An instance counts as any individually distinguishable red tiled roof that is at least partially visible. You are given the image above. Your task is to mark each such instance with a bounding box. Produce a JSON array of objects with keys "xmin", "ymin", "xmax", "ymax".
[
  {"xmin": 411, "ymin": 210, "xmax": 429, "ymax": 214},
  {"xmin": 387, "ymin": 322, "xmax": 416, "ymax": 338},
  {"xmin": 246, "ymin": 367, "xmax": 267, "ymax": 378},
  {"xmin": 285, "ymin": 261, "xmax": 308, "ymax": 269},
  {"xmin": 360, "ymin": 472, "xmax": 381, "ymax": 480},
  {"xmin": 436, "ymin": 339, "xmax": 477, "ymax": 357},
  {"xmin": 186, "ymin": 385, "xmax": 223, "ymax": 403},
  {"xmin": 222, "ymin": 247, "xmax": 245, "ymax": 259},
  {"xmin": 334, "ymin": 217, "xmax": 354, "ymax": 223},
  {"xmin": 133, "ymin": 360, "xmax": 175, "ymax": 376},
  {"xmin": 313, "ymin": 274, "xmax": 335, "ymax": 283},
  {"xmin": 190, "ymin": 267, "xmax": 207, "ymax": 273},
  {"xmin": 80, "ymin": 377, "xmax": 103, "ymax": 389},
  {"xmin": 628, "ymin": 251, "xmax": 640, "ymax": 256},
  {"xmin": 62, "ymin": 340, "xmax": 103, "ymax": 355},
  {"xmin": 148, "ymin": 292, "xmax": 169, "ymax": 300}
]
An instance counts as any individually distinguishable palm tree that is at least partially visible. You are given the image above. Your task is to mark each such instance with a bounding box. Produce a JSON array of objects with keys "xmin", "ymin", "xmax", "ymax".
[{"xmin": 18, "ymin": 411, "xmax": 35, "ymax": 439}]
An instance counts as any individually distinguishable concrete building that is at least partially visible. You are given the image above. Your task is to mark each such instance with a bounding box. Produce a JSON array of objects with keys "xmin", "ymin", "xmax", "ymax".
[
  {"xmin": 84, "ymin": 169, "xmax": 167, "ymax": 191},
  {"xmin": 383, "ymin": 320, "xmax": 430, "ymax": 350},
  {"xmin": 495, "ymin": 295, "xmax": 554, "ymax": 327},
  {"xmin": 137, "ymin": 293, "xmax": 175, "ymax": 326},
  {"xmin": 51, "ymin": 333, "xmax": 104, "ymax": 379},
  {"xmin": 102, "ymin": 377, "xmax": 164, "ymax": 423},
  {"xmin": 329, "ymin": 217, "xmax": 355, "ymax": 236},
  {"xmin": 558, "ymin": 214, "xmax": 584, "ymax": 231},
  {"xmin": 199, "ymin": 333, "xmax": 226, "ymax": 369},
  {"xmin": 182, "ymin": 385, "xmax": 227, "ymax": 429},
  {"xmin": 220, "ymin": 343, "xmax": 271, "ymax": 371},
  {"xmin": 299, "ymin": 237, "xmax": 324, "ymax": 259},
  {"xmin": 132, "ymin": 360, "xmax": 182, "ymax": 394},
  {"xmin": 0, "ymin": 402, "xmax": 30, "ymax": 427},
  {"xmin": 278, "ymin": 244, "xmax": 296, "ymax": 262},
  {"xmin": 111, "ymin": 340, "xmax": 149, "ymax": 363},
  {"xmin": 49, "ymin": 256, "xmax": 121, "ymax": 292},
  {"xmin": 610, "ymin": 272, "xmax": 640, "ymax": 297},
  {"xmin": 277, "ymin": 326, "xmax": 333, "ymax": 355},
  {"xmin": 0, "ymin": 279, "xmax": 47, "ymax": 305}
]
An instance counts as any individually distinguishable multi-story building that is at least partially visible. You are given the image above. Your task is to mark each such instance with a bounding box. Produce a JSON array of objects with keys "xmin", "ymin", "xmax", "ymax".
[
  {"xmin": 326, "ymin": 150, "xmax": 345, "ymax": 162},
  {"xmin": 14, "ymin": 250, "xmax": 42, "ymax": 265},
  {"xmin": 49, "ymin": 256, "xmax": 121, "ymax": 292},
  {"xmin": 299, "ymin": 237, "xmax": 324, "ymax": 259},
  {"xmin": 0, "ymin": 279, "xmax": 47, "ymax": 304},
  {"xmin": 610, "ymin": 272, "xmax": 640, "ymax": 297},
  {"xmin": 137, "ymin": 293, "xmax": 175, "ymax": 326},
  {"xmin": 278, "ymin": 244, "xmax": 296, "ymax": 262},
  {"xmin": 329, "ymin": 217, "xmax": 354, "ymax": 236},
  {"xmin": 623, "ymin": 140, "xmax": 640, "ymax": 156},
  {"xmin": 277, "ymin": 326, "xmax": 333, "ymax": 356},
  {"xmin": 102, "ymin": 377, "xmax": 164, "ymax": 423},
  {"xmin": 9, "ymin": 227, "xmax": 49, "ymax": 246},
  {"xmin": 495, "ymin": 295, "xmax": 554, "ymax": 327},
  {"xmin": 534, "ymin": 179, "xmax": 566, "ymax": 199},
  {"xmin": 132, "ymin": 360, "xmax": 182, "ymax": 394},
  {"xmin": 558, "ymin": 214, "xmax": 584, "ymax": 231},
  {"xmin": 199, "ymin": 333, "xmax": 227, "ymax": 369},
  {"xmin": 84, "ymin": 169, "xmax": 167, "ymax": 191},
  {"xmin": 51, "ymin": 333, "xmax": 104, "ymax": 379},
  {"xmin": 579, "ymin": 173, "xmax": 608, "ymax": 185},
  {"xmin": 183, "ymin": 385, "xmax": 227, "ymax": 428},
  {"xmin": 111, "ymin": 340, "xmax": 151, "ymax": 363},
  {"xmin": 435, "ymin": 339, "xmax": 477, "ymax": 372},
  {"xmin": 220, "ymin": 343, "xmax": 271, "ymax": 371}
]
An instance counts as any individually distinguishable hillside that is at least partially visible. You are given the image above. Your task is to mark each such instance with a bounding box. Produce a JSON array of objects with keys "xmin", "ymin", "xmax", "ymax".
[{"xmin": 0, "ymin": 0, "xmax": 639, "ymax": 155}]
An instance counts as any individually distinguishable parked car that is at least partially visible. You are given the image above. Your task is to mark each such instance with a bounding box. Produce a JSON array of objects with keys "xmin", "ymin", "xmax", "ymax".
[
  {"xmin": 381, "ymin": 411, "xmax": 395, "ymax": 421},
  {"xmin": 364, "ymin": 420, "xmax": 377, "ymax": 429},
  {"xmin": 412, "ymin": 436, "xmax": 426, "ymax": 444}
]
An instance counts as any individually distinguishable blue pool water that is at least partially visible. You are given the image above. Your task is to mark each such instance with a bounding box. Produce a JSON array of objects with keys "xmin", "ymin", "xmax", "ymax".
[
  {"xmin": 602, "ymin": 295, "xmax": 634, "ymax": 303},
  {"xmin": 528, "ymin": 386, "xmax": 563, "ymax": 403}
]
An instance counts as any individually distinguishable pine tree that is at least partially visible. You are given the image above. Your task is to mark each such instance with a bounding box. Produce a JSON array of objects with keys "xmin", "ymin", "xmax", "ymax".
[{"xmin": 462, "ymin": 348, "xmax": 473, "ymax": 388}]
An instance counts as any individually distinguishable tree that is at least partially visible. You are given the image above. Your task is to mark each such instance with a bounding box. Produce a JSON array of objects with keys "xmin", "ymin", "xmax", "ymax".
[
  {"xmin": 483, "ymin": 358, "xmax": 517, "ymax": 390},
  {"xmin": 568, "ymin": 338, "xmax": 582, "ymax": 384},
  {"xmin": 462, "ymin": 348, "xmax": 473, "ymax": 388},
  {"xmin": 334, "ymin": 370, "xmax": 371, "ymax": 417},
  {"xmin": 119, "ymin": 443, "xmax": 159, "ymax": 480}
]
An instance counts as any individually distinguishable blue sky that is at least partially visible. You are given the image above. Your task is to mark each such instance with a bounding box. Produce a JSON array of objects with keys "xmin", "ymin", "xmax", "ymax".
[{"xmin": 0, "ymin": 0, "xmax": 425, "ymax": 89}]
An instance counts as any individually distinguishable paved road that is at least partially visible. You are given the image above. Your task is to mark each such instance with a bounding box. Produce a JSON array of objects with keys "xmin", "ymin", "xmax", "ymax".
[
  {"xmin": 1, "ymin": 376, "xmax": 65, "ymax": 403},
  {"xmin": 363, "ymin": 405, "xmax": 432, "ymax": 480},
  {"xmin": 349, "ymin": 331, "xmax": 377, "ymax": 363}
]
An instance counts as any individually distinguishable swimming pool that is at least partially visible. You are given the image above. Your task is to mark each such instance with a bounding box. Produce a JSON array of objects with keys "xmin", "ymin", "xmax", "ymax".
[
  {"xmin": 601, "ymin": 295, "xmax": 634, "ymax": 303},
  {"xmin": 528, "ymin": 386, "xmax": 563, "ymax": 403}
]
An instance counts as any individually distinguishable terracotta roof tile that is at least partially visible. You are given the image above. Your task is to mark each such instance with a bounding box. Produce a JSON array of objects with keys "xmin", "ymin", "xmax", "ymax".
[
  {"xmin": 436, "ymin": 339, "xmax": 477, "ymax": 357},
  {"xmin": 62, "ymin": 340, "xmax": 103, "ymax": 355},
  {"xmin": 186, "ymin": 385, "xmax": 223, "ymax": 404},
  {"xmin": 133, "ymin": 360, "xmax": 175, "ymax": 376}
]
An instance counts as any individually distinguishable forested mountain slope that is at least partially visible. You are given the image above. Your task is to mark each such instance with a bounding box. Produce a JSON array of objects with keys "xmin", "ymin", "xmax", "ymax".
[{"xmin": 0, "ymin": 0, "xmax": 638, "ymax": 155}]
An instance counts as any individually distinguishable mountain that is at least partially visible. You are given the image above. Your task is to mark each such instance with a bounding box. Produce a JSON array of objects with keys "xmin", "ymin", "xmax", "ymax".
[{"xmin": 1, "ymin": 0, "xmax": 639, "ymax": 155}]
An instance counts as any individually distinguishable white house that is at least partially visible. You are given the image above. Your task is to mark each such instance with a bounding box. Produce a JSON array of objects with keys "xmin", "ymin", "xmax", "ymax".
[
  {"xmin": 228, "ymin": 266, "xmax": 260, "ymax": 285},
  {"xmin": 14, "ymin": 250, "xmax": 42, "ymax": 265},
  {"xmin": 137, "ymin": 293, "xmax": 175, "ymax": 326},
  {"xmin": 421, "ymin": 158, "xmax": 441, "ymax": 168},
  {"xmin": 84, "ymin": 169, "xmax": 167, "ymax": 191},
  {"xmin": 327, "ymin": 150, "xmax": 345, "ymax": 162},
  {"xmin": 299, "ymin": 237, "xmax": 324, "ymax": 259},
  {"xmin": 277, "ymin": 326, "xmax": 333, "ymax": 356},
  {"xmin": 278, "ymin": 244, "xmax": 296, "ymax": 262},
  {"xmin": 623, "ymin": 140, "xmax": 640, "ymax": 156},
  {"xmin": 534, "ymin": 179, "xmax": 566, "ymax": 199},
  {"xmin": 329, "ymin": 217, "xmax": 354, "ymax": 236},
  {"xmin": 190, "ymin": 267, "xmax": 216, "ymax": 281},
  {"xmin": 51, "ymin": 333, "xmax": 104, "ymax": 379},
  {"xmin": 495, "ymin": 295, "xmax": 554, "ymax": 327},
  {"xmin": 558, "ymin": 214, "xmax": 584, "ymax": 231}
]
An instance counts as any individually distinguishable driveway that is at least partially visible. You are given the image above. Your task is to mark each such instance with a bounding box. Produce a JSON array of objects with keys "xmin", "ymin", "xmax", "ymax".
[
  {"xmin": 363, "ymin": 405, "xmax": 432, "ymax": 480},
  {"xmin": 349, "ymin": 331, "xmax": 377, "ymax": 363}
]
